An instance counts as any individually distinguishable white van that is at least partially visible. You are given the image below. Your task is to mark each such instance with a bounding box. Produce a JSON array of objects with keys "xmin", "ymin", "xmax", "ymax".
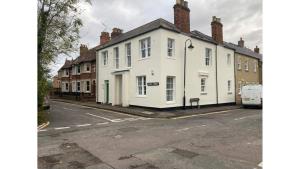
[{"xmin": 241, "ymin": 84, "xmax": 262, "ymax": 107}]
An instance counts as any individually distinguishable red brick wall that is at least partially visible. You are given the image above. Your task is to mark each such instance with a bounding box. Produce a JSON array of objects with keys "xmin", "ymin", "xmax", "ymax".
[{"xmin": 173, "ymin": 4, "xmax": 190, "ymax": 33}]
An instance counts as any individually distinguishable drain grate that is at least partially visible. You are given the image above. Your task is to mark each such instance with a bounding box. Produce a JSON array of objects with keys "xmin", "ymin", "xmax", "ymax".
[{"xmin": 171, "ymin": 148, "xmax": 199, "ymax": 159}]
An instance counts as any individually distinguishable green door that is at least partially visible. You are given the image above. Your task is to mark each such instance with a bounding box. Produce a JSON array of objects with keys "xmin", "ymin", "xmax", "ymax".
[{"xmin": 104, "ymin": 80, "xmax": 109, "ymax": 104}]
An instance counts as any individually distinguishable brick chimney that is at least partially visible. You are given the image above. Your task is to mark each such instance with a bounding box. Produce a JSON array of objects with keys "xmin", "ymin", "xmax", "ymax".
[
  {"xmin": 238, "ymin": 37, "xmax": 244, "ymax": 47},
  {"xmin": 111, "ymin": 28, "xmax": 123, "ymax": 39},
  {"xmin": 254, "ymin": 46, "xmax": 260, "ymax": 53},
  {"xmin": 211, "ymin": 16, "xmax": 223, "ymax": 44},
  {"xmin": 173, "ymin": 0, "xmax": 190, "ymax": 33},
  {"xmin": 80, "ymin": 44, "xmax": 88, "ymax": 56},
  {"xmin": 100, "ymin": 32, "xmax": 110, "ymax": 45}
]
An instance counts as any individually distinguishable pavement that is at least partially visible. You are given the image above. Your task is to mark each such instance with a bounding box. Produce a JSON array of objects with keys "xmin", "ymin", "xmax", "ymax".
[
  {"xmin": 50, "ymin": 98, "xmax": 242, "ymax": 118},
  {"xmin": 38, "ymin": 101, "xmax": 262, "ymax": 169}
]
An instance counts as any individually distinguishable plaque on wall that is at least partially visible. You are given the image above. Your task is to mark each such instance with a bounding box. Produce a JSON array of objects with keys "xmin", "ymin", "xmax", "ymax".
[{"xmin": 147, "ymin": 82, "xmax": 159, "ymax": 86}]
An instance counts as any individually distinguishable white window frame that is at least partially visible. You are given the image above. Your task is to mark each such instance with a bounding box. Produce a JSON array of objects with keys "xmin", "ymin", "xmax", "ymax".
[
  {"xmin": 86, "ymin": 81, "xmax": 90, "ymax": 92},
  {"xmin": 65, "ymin": 82, "xmax": 69, "ymax": 91},
  {"xmin": 254, "ymin": 61, "xmax": 257, "ymax": 72},
  {"xmin": 136, "ymin": 76, "xmax": 146, "ymax": 96},
  {"xmin": 201, "ymin": 78, "xmax": 207, "ymax": 94},
  {"xmin": 77, "ymin": 65, "xmax": 81, "ymax": 74},
  {"xmin": 228, "ymin": 80, "xmax": 232, "ymax": 93},
  {"xmin": 227, "ymin": 54, "xmax": 231, "ymax": 65},
  {"xmin": 85, "ymin": 63, "xmax": 90, "ymax": 72},
  {"xmin": 245, "ymin": 60, "xmax": 249, "ymax": 71},
  {"xmin": 114, "ymin": 47, "xmax": 119, "ymax": 69},
  {"xmin": 205, "ymin": 48, "xmax": 212, "ymax": 66},
  {"xmin": 125, "ymin": 43, "xmax": 131, "ymax": 67},
  {"xmin": 238, "ymin": 81, "xmax": 242, "ymax": 95},
  {"xmin": 102, "ymin": 51, "xmax": 108, "ymax": 66},
  {"xmin": 140, "ymin": 37, "xmax": 151, "ymax": 59},
  {"xmin": 166, "ymin": 76, "xmax": 175, "ymax": 102},
  {"xmin": 237, "ymin": 58, "xmax": 242, "ymax": 70},
  {"xmin": 167, "ymin": 38, "xmax": 175, "ymax": 57}
]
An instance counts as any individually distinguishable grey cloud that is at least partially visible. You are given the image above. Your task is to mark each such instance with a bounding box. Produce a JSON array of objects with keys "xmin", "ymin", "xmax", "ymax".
[{"xmin": 51, "ymin": 0, "xmax": 262, "ymax": 76}]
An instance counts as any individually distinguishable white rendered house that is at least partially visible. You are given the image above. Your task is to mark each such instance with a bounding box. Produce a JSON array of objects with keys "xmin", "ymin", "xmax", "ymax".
[{"xmin": 96, "ymin": 0, "xmax": 235, "ymax": 108}]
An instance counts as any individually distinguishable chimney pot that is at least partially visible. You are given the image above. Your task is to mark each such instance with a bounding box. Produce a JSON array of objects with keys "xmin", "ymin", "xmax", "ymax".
[
  {"xmin": 100, "ymin": 32, "xmax": 110, "ymax": 45},
  {"xmin": 254, "ymin": 46, "xmax": 260, "ymax": 53},
  {"xmin": 211, "ymin": 16, "xmax": 223, "ymax": 44},
  {"xmin": 111, "ymin": 28, "xmax": 123, "ymax": 39},
  {"xmin": 238, "ymin": 37, "xmax": 245, "ymax": 47},
  {"xmin": 173, "ymin": 0, "xmax": 190, "ymax": 33}
]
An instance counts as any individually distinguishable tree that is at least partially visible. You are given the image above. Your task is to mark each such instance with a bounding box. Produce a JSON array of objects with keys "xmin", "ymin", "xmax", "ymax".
[{"xmin": 37, "ymin": 0, "xmax": 90, "ymax": 108}]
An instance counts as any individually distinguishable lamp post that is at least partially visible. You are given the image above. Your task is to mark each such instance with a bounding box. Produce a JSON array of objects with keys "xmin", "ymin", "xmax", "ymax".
[{"xmin": 183, "ymin": 39, "xmax": 194, "ymax": 109}]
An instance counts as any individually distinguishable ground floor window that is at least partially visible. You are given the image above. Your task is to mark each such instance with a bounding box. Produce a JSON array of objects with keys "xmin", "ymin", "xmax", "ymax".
[
  {"xmin": 201, "ymin": 78, "xmax": 207, "ymax": 93},
  {"xmin": 238, "ymin": 81, "xmax": 242, "ymax": 94},
  {"xmin": 77, "ymin": 82, "xmax": 81, "ymax": 92},
  {"xmin": 228, "ymin": 80, "xmax": 232, "ymax": 92},
  {"xmin": 86, "ymin": 81, "xmax": 90, "ymax": 92},
  {"xmin": 65, "ymin": 83, "xmax": 69, "ymax": 91},
  {"xmin": 137, "ymin": 76, "xmax": 146, "ymax": 96},
  {"xmin": 166, "ymin": 76, "xmax": 175, "ymax": 102}
]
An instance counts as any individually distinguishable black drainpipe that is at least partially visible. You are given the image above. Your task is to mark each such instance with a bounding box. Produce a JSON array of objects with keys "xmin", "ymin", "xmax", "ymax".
[{"xmin": 215, "ymin": 45, "xmax": 219, "ymax": 105}]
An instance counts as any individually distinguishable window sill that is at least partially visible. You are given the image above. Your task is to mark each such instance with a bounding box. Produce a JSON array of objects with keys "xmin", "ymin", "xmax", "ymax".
[
  {"xmin": 166, "ymin": 101, "xmax": 176, "ymax": 104},
  {"xmin": 201, "ymin": 93, "xmax": 207, "ymax": 95},
  {"xmin": 138, "ymin": 57, "xmax": 150, "ymax": 61},
  {"xmin": 136, "ymin": 95, "xmax": 147, "ymax": 98},
  {"xmin": 166, "ymin": 56, "xmax": 176, "ymax": 60}
]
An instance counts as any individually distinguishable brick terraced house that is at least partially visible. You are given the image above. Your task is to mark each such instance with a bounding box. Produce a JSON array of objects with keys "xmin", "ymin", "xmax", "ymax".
[{"xmin": 57, "ymin": 44, "xmax": 98, "ymax": 101}]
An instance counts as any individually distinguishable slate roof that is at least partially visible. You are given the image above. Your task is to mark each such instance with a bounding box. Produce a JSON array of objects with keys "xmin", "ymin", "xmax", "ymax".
[
  {"xmin": 60, "ymin": 60, "xmax": 72, "ymax": 70},
  {"xmin": 95, "ymin": 18, "xmax": 180, "ymax": 51},
  {"xmin": 224, "ymin": 42, "xmax": 262, "ymax": 61}
]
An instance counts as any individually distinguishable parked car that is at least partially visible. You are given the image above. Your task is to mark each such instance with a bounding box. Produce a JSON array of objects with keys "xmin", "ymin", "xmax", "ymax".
[{"xmin": 241, "ymin": 84, "xmax": 262, "ymax": 107}]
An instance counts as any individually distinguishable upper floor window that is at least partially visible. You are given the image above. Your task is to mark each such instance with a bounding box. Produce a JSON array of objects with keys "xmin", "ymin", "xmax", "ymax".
[
  {"xmin": 205, "ymin": 48, "xmax": 212, "ymax": 66},
  {"xmin": 102, "ymin": 51, "xmax": 108, "ymax": 66},
  {"xmin": 237, "ymin": 58, "xmax": 242, "ymax": 70},
  {"xmin": 125, "ymin": 43, "xmax": 131, "ymax": 67},
  {"xmin": 201, "ymin": 78, "xmax": 207, "ymax": 93},
  {"xmin": 245, "ymin": 60, "xmax": 249, "ymax": 71},
  {"xmin": 166, "ymin": 76, "xmax": 175, "ymax": 102},
  {"xmin": 254, "ymin": 61, "xmax": 257, "ymax": 72},
  {"xmin": 167, "ymin": 38, "xmax": 175, "ymax": 57},
  {"xmin": 77, "ymin": 65, "xmax": 81, "ymax": 74},
  {"xmin": 137, "ymin": 76, "xmax": 146, "ymax": 96},
  {"xmin": 65, "ymin": 70, "xmax": 69, "ymax": 76},
  {"xmin": 86, "ymin": 64, "xmax": 90, "ymax": 72},
  {"xmin": 114, "ymin": 47, "xmax": 119, "ymax": 69},
  {"xmin": 140, "ymin": 37, "xmax": 151, "ymax": 58},
  {"xmin": 227, "ymin": 54, "xmax": 231, "ymax": 65}
]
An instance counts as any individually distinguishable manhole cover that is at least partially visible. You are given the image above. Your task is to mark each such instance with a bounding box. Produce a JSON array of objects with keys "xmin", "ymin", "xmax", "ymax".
[{"xmin": 171, "ymin": 148, "xmax": 199, "ymax": 159}]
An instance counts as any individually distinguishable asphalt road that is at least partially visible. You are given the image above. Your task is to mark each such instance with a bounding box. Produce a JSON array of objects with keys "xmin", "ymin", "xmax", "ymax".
[{"xmin": 39, "ymin": 101, "xmax": 262, "ymax": 169}]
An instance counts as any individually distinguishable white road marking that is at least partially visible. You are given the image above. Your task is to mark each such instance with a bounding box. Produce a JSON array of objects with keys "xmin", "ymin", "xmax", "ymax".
[
  {"xmin": 54, "ymin": 127, "xmax": 70, "ymax": 130},
  {"xmin": 63, "ymin": 107, "xmax": 74, "ymax": 111},
  {"xmin": 52, "ymin": 101, "xmax": 137, "ymax": 117},
  {"xmin": 39, "ymin": 129, "xmax": 47, "ymax": 132},
  {"xmin": 97, "ymin": 122, "xmax": 109, "ymax": 125},
  {"xmin": 86, "ymin": 113, "xmax": 117, "ymax": 122},
  {"xmin": 172, "ymin": 109, "xmax": 239, "ymax": 119},
  {"xmin": 76, "ymin": 124, "xmax": 91, "ymax": 127},
  {"xmin": 176, "ymin": 128, "xmax": 190, "ymax": 132}
]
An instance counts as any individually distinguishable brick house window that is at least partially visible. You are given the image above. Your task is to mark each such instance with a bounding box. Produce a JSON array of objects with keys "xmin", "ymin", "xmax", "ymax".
[
  {"xmin": 77, "ymin": 65, "xmax": 81, "ymax": 74},
  {"xmin": 102, "ymin": 51, "xmax": 108, "ymax": 66},
  {"xmin": 205, "ymin": 48, "xmax": 212, "ymax": 66},
  {"xmin": 237, "ymin": 58, "xmax": 242, "ymax": 70},
  {"xmin": 65, "ymin": 83, "xmax": 69, "ymax": 91},
  {"xmin": 254, "ymin": 61, "xmax": 257, "ymax": 72},
  {"xmin": 166, "ymin": 76, "xmax": 175, "ymax": 102},
  {"xmin": 140, "ymin": 37, "xmax": 151, "ymax": 58},
  {"xmin": 125, "ymin": 43, "xmax": 131, "ymax": 67},
  {"xmin": 167, "ymin": 38, "xmax": 175, "ymax": 57},
  {"xmin": 77, "ymin": 82, "xmax": 80, "ymax": 92},
  {"xmin": 86, "ymin": 64, "xmax": 90, "ymax": 72},
  {"xmin": 245, "ymin": 60, "xmax": 249, "ymax": 71},
  {"xmin": 114, "ymin": 47, "xmax": 119, "ymax": 69},
  {"xmin": 86, "ymin": 81, "xmax": 90, "ymax": 92},
  {"xmin": 137, "ymin": 76, "xmax": 146, "ymax": 96}
]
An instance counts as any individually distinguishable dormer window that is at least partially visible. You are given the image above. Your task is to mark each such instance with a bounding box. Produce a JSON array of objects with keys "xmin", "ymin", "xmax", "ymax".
[{"xmin": 77, "ymin": 65, "xmax": 81, "ymax": 74}]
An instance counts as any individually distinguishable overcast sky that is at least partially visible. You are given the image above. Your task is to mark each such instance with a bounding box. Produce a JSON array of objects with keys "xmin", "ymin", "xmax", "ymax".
[{"xmin": 50, "ymin": 0, "xmax": 262, "ymax": 76}]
